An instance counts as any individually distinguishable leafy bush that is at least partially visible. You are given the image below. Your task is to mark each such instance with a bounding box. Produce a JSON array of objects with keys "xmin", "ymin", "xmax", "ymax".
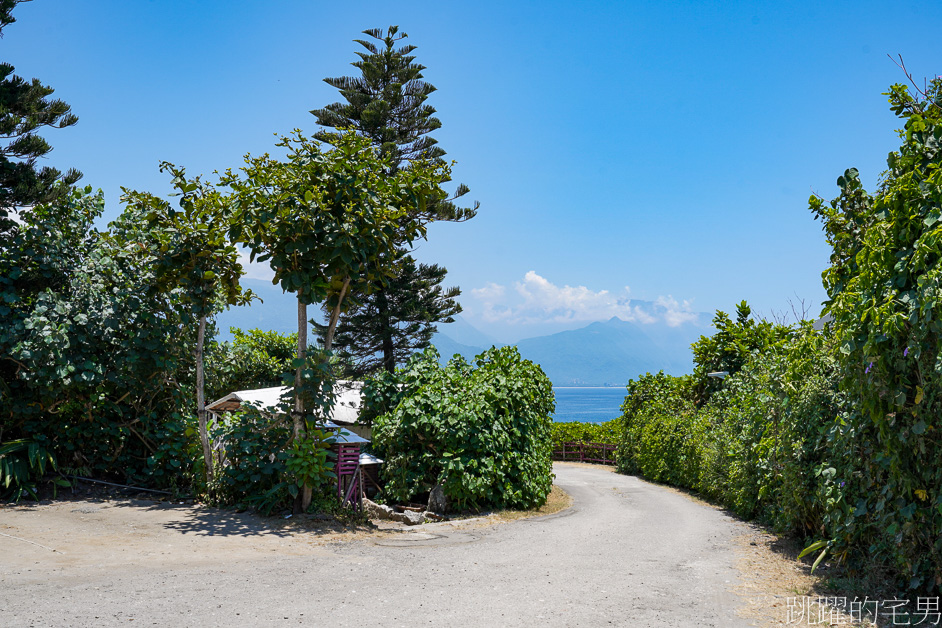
[
  {"xmin": 616, "ymin": 321, "xmax": 840, "ymax": 530},
  {"xmin": 616, "ymin": 372, "xmax": 701, "ymax": 486},
  {"xmin": 550, "ymin": 420, "xmax": 621, "ymax": 449},
  {"xmin": 690, "ymin": 301, "xmax": 791, "ymax": 405},
  {"xmin": 0, "ymin": 189, "xmax": 197, "ymax": 490},
  {"xmin": 0, "ymin": 438, "xmax": 69, "ymax": 501},
  {"xmin": 205, "ymin": 328, "xmax": 297, "ymax": 403},
  {"xmin": 372, "ymin": 346, "xmax": 555, "ymax": 511},
  {"xmin": 208, "ymin": 405, "xmax": 336, "ymax": 515},
  {"xmin": 810, "ymin": 76, "xmax": 942, "ymax": 593}
]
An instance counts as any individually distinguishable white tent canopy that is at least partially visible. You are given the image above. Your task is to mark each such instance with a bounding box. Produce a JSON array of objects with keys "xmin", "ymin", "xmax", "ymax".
[
  {"xmin": 207, "ymin": 381, "xmax": 363, "ymax": 423},
  {"xmin": 205, "ymin": 383, "xmax": 368, "ymax": 444}
]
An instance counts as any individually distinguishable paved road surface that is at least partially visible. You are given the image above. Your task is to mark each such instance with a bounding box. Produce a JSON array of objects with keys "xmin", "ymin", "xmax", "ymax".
[{"xmin": 1, "ymin": 463, "xmax": 752, "ymax": 627}]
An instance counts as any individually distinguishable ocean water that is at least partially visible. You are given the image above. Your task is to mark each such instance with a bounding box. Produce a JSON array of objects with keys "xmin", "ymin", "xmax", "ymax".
[{"xmin": 552, "ymin": 387, "xmax": 626, "ymax": 423}]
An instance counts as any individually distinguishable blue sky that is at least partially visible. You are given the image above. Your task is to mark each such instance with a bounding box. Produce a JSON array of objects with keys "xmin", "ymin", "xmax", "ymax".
[{"xmin": 6, "ymin": 1, "xmax": 942, "ymax": 341}]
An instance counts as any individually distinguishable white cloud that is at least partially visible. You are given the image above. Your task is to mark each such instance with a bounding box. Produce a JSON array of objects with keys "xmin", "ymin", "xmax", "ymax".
[
  {"xmin": 468, "ymin": 271, "xmax": 699, "ymax": 328},
  {"xmin": 512, "ymin": 271, "xmax": 635, "ymax": 323},
  {"xmin": 471, "ymin": 282, "xmax": 506, "ymax": 301},
  {"xmin": 654, "ymin": 295, "xmax": 698, "ymax": 327}
]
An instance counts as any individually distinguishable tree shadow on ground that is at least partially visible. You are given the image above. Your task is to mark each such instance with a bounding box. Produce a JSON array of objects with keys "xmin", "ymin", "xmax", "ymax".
[
  {"xmin": 107, "ymin": 498, "xmax": 382, "ymax": 539},
  {"xmin": 51, "ymin": 481, "xmax": 381, "ymax": 539}
]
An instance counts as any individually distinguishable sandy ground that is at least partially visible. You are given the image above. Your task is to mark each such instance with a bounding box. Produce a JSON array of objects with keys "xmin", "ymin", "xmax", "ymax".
[{"xmin": 0, "ymin": 463, "xmax": 841, "ymax": 627}]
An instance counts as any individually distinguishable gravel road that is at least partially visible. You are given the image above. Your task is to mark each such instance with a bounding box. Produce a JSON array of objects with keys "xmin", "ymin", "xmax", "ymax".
[{"xmin": 1, "ymin": 463, "xmax": 753, "ymax": 627}]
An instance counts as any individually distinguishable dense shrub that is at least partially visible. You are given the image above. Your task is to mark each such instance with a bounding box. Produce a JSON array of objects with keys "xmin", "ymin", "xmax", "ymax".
[
  {"xmin": 207, "ymin": 406, "xmax": 336, "ymax": 515},
  {"xmin": 690, "ymin": 301, "xmax": 791, "ymax": 405},
  {"xmin": 372, "ymin": 346, "xmax": 555, "ymax": 511},
  {"xmin": 616, "ymin": 372, "xmax": 702, "ymax": 486},
  {"xmin": 810, "ymin": 77, "xmax": 942, "ymax": 593},
  {"xmin": 205, "ymin": 328, "xmax": 297, "ymax": 402},
  {"xmin": 550, "ymin": 420, "xmax": 621, "ymax": 449},
  {"xmin": 0, "ymin": 189, "xmax": 198, "ymax": 494},
  {"xmin": 616, "ymin": 322, "xmax": 841, "ymax": 534},
  {"xmin": 697, "ymin": 327, "xmax": 842, "ymax": 532}
]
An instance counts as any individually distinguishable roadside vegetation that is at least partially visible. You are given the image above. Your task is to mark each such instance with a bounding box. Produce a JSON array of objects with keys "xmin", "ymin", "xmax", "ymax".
[
  {"xmin": 0, "ymin": 6, "xmax": 560, "ymax": 521},
  {"xmin": 616, "ymin": 76, "xmax": 942, "ymax": 597},
  {"xmin": 366, "ymin": 345, "xmax": 556, "ymax": 511}
]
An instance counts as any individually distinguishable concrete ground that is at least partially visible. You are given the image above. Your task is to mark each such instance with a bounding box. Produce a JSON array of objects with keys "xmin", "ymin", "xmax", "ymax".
[{"xmin": 1, "ymin": 463, "xmax": 756, "ymax": 627}]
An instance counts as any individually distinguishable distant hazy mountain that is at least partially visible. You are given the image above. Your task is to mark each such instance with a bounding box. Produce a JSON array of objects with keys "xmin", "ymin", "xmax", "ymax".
[
  {"xmin": 435, "ymin": 315, "xmax": 502, "ymax": 349},
  {"xmin": 432, "ymin": 334, "xmax": 491, "ymax": 363},
  {"xmin": 218, "ymin": 288, "xmax": 706, "ymax": 386},
  {"xmin": 432, "ymin": 316, "xmax": 707, "ymax": 386}
]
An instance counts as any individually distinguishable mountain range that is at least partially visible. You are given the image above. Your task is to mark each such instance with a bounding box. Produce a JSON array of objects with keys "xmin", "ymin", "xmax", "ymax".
[
  {"xmin": 433, "ymin": 315, "xmax": 706, "ymax": 386},
  {"xmin": 216, "ymin": 280, "xmax": 710, "ymax": 387}
]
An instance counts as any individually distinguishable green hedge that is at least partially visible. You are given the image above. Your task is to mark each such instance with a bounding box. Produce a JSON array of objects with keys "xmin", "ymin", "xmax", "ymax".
[
  {"xmin": 371, "ymin": 346, "xmax": 555, "ymax": 511},
  {"xmin": 550, "ymin": 420, "xmax": 621, "ymax": 449},
  {"xmin": 617, "ymin": 323, "xmax": 840, "ymax": 527},
  {"xmin": 617, "ymin": 79, "xmax": 942, "ymax": 595}
]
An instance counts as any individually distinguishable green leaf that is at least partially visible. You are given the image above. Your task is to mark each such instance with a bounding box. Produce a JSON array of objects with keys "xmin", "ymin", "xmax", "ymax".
[
  {"xmin": 798, "ymin": 539, "xmax": 828, "ymax": 559},
  {"xmin": 810, "ymin": 548, "xmax": 828, "ymax": 574}
]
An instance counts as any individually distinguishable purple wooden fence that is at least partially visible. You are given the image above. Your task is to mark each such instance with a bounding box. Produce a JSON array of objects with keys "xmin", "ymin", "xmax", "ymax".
[{"xmin": 552, "ymin": 441, "xmax": 617, "ymax": 465}]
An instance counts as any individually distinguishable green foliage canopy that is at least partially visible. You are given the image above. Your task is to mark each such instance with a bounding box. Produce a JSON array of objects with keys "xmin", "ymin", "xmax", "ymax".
[
  {"xmin": 222, "ymin": 129, "xmax": 449, "ymax": 311},
  {"xmin": 0, "ymin": 187, "xmax": 197, "ymax": 492},
  {"xmin": 810, "ymin": 77, "xmax": 942, "ymax": 592},
  {"xmin": 371, "ymin": 346, "xmax": 555, "ymax": 511},
  {"xmin": 312, "ymin": 26, "xmax": 475, "ymax": 374}
]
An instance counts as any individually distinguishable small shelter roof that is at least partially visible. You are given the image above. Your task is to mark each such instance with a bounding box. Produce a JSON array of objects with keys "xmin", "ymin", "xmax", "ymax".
[
  {"xmin": 206, "ymin": 381, "xmax": 365, "ymax": 425},
  {"xmin": 206, "ymin": 386, "xmax": 287, "ymax": 414},
  {"xmin": 335, "ymin": 429, "xmax": 369, "ymax": 444},
  {"xmin": 206, "ymin": 385, "xmax": 369, "ymax": 446},
  {"xmin": 332, "ymin": 380, "xmax": 363, "ymax": 425}
]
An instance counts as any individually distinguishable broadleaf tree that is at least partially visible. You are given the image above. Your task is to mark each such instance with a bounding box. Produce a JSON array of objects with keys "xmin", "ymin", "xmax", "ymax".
[
  {"xmin": 222, "ymin": 129, "xmax": 449, "ymax": 510},
  {"xmin": 121, "ymin": 162, "xmax": 254, "ymax": 485},
  {"xmin": 312, "ymin": 25, "xmax": 476, "ymax": 374}
]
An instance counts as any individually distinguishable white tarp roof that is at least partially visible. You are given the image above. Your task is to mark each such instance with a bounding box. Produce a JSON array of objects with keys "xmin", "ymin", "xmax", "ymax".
[
  {"xmin": 206, "ymin": 385, "xmax": 369, "ymax": 444},
  {"xmin": 332, "ymin": 380, "xmax": 362, "ymax": 424},
  {"xmin": 207, "ymin": 381, "xmax": 364, "ymax": 425}
]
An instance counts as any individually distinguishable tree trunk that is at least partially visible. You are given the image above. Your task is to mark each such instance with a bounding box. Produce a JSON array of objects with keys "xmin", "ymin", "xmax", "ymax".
[
  {"xmin": 312, "ymin": 277, "xmax": 350, "ymax": 513},
  {"xmin": 296, "ymin": 298, "xmax": 309, "ymax": 513},
  {"xmin": 294, "ymin": 297, "xmax": 307, "ymax": 441},
  {"xmin": 376, "ymin": 287, "xmax": 395, "ymax": 374},
  {"xmin": 195, "ymin": 315, "xmax": 213, "ymax": 483},
  {"xmin": 324, "ymin": 277, "xmax": 351, "ymax": 352}
]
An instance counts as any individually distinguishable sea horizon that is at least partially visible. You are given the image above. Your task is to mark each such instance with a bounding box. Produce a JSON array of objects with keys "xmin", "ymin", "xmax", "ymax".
[{"xmin": 552, "ymin": 387, "xmax": 625, "ymax": 423}]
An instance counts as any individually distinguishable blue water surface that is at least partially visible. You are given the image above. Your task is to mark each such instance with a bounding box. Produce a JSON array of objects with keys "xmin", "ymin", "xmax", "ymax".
[{"xmin": 552, "ymin": 387, "xmax": 626, "ymax": 423}]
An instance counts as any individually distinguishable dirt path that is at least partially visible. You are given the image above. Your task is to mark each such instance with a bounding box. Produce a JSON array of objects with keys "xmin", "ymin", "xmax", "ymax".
[{"xmin": 1, "ymin": 463, "xmax": 759, "ymax": 627}]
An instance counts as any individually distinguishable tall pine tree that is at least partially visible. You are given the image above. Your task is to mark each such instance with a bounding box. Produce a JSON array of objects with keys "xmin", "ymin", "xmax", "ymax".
[
  {"xmin": 327, "ymin": 258, "xmax": 461, "ymax": 378},
  {"xmin": 0, "ymin": 0, "xmax": 81, "ymax": 238},
  {"xmin": 311, "ymin": 26, "xmax": 476, "ymax": 374}
]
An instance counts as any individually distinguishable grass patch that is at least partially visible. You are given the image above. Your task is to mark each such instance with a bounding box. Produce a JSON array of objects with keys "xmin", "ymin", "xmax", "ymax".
[{"xmin": 495, "ymin": 484, "xmax": 572, "ymax": 522}]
